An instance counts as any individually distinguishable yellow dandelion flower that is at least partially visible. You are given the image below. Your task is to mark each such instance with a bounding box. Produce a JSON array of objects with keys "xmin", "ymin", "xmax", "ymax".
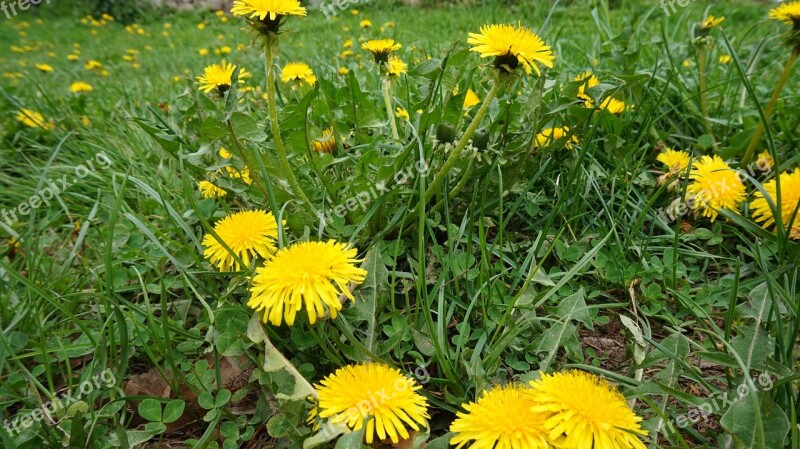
[
  {"xmin": 197, "ymin": 61, "xmax": 251, "ymax": 94},
  {"xmin": 314, "ymin": 363, "xmax": 429, "ymax": 443},
  {"xmin": 719, "ymin": 54, "xmax": 732, "ymax": 64},
  {"xmin": 338, "ymin": 67, "xmax": 349, "ymax": 75},
  {"xmin": 202, "ymin": 210, "xmax": 279, "ymax": 272},
  {"xmin": 69, "ymin": 81, "xmax": 93, "ymax": 93},
  {"xmin": 198, "ymin": 180, "xmax": 228, "ymax": 198},
  {"xmin": 529, "ymin": 370, "xmax": 647, "ymax": 449},
  {"xmin": 199, "ymin": 48, "xmax": 209, "ymax": 56},
  {"xmin": 701, "ymin": 15, "xmax": 725, "ymax": 30},
  {"xmin": 450, "ymin": 384, "xmax": 555, "ymax": 449},
  {"xmin": 343, "ymin": 38, "xmax": 353, "ymax": 48},
  {"xmin": 387, "ymin": 56, "xmax": 407, "ymax": 77},
  {"xmin": 769, "ymin": 1, "xmax": 800, "ymax": 27},
  {"xmin": 467, "ymin": 24, "xmax": 555, "ymax": 76},
  {"xmin": 396, "ymin": 107, "xmax": 409, "ymax": 120},
  {"xmin": 231, "ymin": 0, "xmax": 306, "ymax": 33},
  {"xmin": 362, "ymin": 39, "xmax": 402, "ymax": 64},
  {"xmin": 84, "ymin": 60, "xmax": 102, "ymax": 70},
  {"xmin": 756, "ymin": 151, "xmax": 775, "ymax": 172},
  {"xmin": 535, "ymin": 126, "xmax": 579, "ymax": 150},
  {"xmin": 17, "ymin": 109, "xmax": 54, "ymax": 130},
  {"xmin": 35, "ymin": 63, "xmax": 53, "ymax": 73},
  {"xmin": 686, "ymin": 155, "xmax": 746, "ymax": 221},
  {"xmin": 351, "ymin": 9, "xmax": 359, "ymax": 15},
  {"xmin": 81, "ymin": 116, "xmax": 92, "ymax": 126},
  {"xmin": 280, "ymin": 62, "xmax": 316, "ymax": 85},
  {"xmin": 360, "ymin": 19, "xmax": 372, "ymax": 28},
  {"xmin": 751, "ymin": 170, "xmax": 800, "ymax": 239},
  {"xmin": 599, "ymin": 97, "xmax": 627, "ymax": 114},
  {"xmin": 219, "ymin": 45, "xmax": 232, "ymax": 54},
  {"xmin": 463, "ymin": 88, "xmax": 481, "ymax": 109},
  {"xmin": 68, "ymin": 54, "xmax": 79, "ymax": 61},
  {"xmin": 225, "ymin": 165, "xmax": 253, "ymax": 185},
  {"xmin": 657, "ymin": 147, "xmax": 691, "ymax": 174},
  {"xmin": 248, "ymin": 240, "xmax": 367, "ymax": 325},
  {"xmin": 575, "ymin": 71, "xmax": 599, "ymax": 107},
  {"xmin": 311, "ymin": 127, "xmax": 336, "ymax": 153},
  {"xmin": 219, "ymin": 147, "xmax": 233, "ymax": 158}
]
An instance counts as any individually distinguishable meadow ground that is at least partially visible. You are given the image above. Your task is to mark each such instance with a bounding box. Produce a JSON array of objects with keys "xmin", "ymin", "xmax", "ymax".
[{"xmin": 1, "ymin": 0, "xmax": 800, "ymax": 448}]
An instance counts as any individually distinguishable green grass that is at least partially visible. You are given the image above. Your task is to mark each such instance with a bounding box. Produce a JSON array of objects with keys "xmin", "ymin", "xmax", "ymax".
[{"xmin": 1, "ymin": 0, "xmax": 799, "ymax": 448}]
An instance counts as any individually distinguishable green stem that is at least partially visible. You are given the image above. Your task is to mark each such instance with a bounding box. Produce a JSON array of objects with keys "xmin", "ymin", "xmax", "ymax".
[
  {"xmin": 697, "ymin": 48, "xmax": 715, "ymax": 145},
  {"xmin": 382, "ymin": 76, "xmax": 399, "ymax": 140},
  {"xmin": 431, "ymin": 156, "xmax": 476, "ymax": 213},
  {"xmin": 417, "ymin": 76, "xmax": 501, "ymax": 210},
  {"xmin": 742, "ymin": 48, "xmax": 799, "ymax": 164},
  {"xmin": 265, "ymin": 36, "xmax": 316, "ymax": 216}
]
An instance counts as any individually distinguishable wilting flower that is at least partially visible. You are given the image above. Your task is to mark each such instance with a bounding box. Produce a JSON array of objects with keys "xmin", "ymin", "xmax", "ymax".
[
  {"xmin": 701, "ymin": 15, "xmax": 725, "ymax": 30},
  {"xmin": 599, "ymin": 97, "xmax": 627, "ymax": 114},
  {"xmin": 69, "ymin": 81, "xmax": 93, "ymax": 93},
  {"xmin": 248, "ymin": 240, "xmax": 367, "ymax": 325},
  {"xmin": 17, "ymin": 109, "xmax": 55, "ymax": 130},
  {"xmin": 35, "ymin": 63, "xmax": 53, "ymax": 73},
  {"xmin": 657, "ymin": 147, "xmax": 691, "ymax": 175},
  {"xmin": 535, "ymin": 126, "xmax": 579, "ymax": 150},
  {"xmin": 467, "ymin": 24, "xmax": 555, "ymax": 75},
  {"xmin": 756, "ymin": 151, "xmax": 775, "ymax": 172},
  {"xmin": 450, "ymin": 384, "xmax": 555, "ymax": 449},
  {"xmin": 197, "ymin": 61, "xmax": 251, "ymax": 94},
  {"xmin": 280, "ymin": 62, "xmax": 316, "ymax": 85},
  {"xmin": 686, "ymin": 155, "xmax": 746, "ymax": 221},
  {"xmin": 230, "ymin": 0, "xmax": 307, "ymax": 34},
  {"xmin": 396, "ymin": 107, "xmax": 409, "ymax": 120},
  {"xmin": 362, "ymin": 38, "xmax": 402, "ymax": 64},
  {"xmin": 575, "ymin": 71, "xmax": 599, "ymax": 107},
  {"xmin": 463, "ymin": 88, "xmax": 481, "ymax": 109},
  {"xmin": 314, "ymin": 363, "xmax": 429, "ymax": 443},
  {"xmin": 387, "ymin": 56, "xmax": 407, "ymax": 77},
  {"xmin": 529, "ymin": 370, "xmax": 648, "ymax": 449},
  {"xmin": 311, "ymin": 127, "xmax": 336, "ymax": 153},
  {"xmin": 198, "ymin": 180, "xmax": 228, "ymax": 198},
  {"xmin": 769, "ymin": 1, "xmax": 800, "ymax": 28},
  {"xmin": 751, "ymin": 170, "xmax": 800, "ymax": 240},
  {"xmin": 202, "ymin": 210, "xmax": 279, "ymax": 271}
]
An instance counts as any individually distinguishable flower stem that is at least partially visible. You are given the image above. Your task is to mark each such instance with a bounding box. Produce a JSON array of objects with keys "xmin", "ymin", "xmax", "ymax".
[
  {"xmin": 382, "ymin": 76, "xmax": 399, "ymax": 140},
  {"xmin": 265, "ymin": 36, "xmax": 315, "ymax": 216},
  {"xmin": 742, "ymin": 48, "xmax": 799, "ymax": 165},
  {"xmin": 697, "ymin": 48, "xmax": 715, "ymax": 145},
  {"xmin": 418, "ymin": 77, "xmax": 501, "ymax": 209}
]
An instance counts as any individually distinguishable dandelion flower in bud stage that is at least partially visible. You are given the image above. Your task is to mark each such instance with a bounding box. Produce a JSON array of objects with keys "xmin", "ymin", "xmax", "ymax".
[
  {"xmin": 311, "ymin": 128, "xmax": 336, "ymax": 153},
  {"xmin": 599, "ymin": 97, "xmax": 627, "ymax": 114},
  {"xmin": 756, "ymin": 151, "xmax": 774, "ymax": 171},
  {"xmin": 701, "ymin": 15, "xmax": 725, "ymax": 30},
  {"xmin": 314, "ymin": 363, "xmax": 429, "ymax": 444},
  {"xmin": 769, "ymin": 1, "xmax": 800, "ymax": 27},
  {"xmin": 529, "ymin": 370, "xmax": 648, "ymax": 449},
  {"xmin": 463, "ymin": 88, "xmax": 481, "ymax": 109},
  {"xmin": 387, "ymin": 56, "xmax": 407, "ymax": 77},
  {"xmin": 198, "ymin": 180, "xmax": 228, "ymax": 198},
  {"xmin": 17, "ymin": 109, "xmax": 54, "ymax": 130},
  {"xmin": 467, "ymin": 24, "xmax": 555, "ymax": 76},
  {"xmin": 69, "ymin": 81, "xmax": 93, "ymax": 93},
  {"xmin": 280, "ymin": 62, "xmax": 316, "ymax": 85},
  {"xmin": 248, "ymin": 240, "xmax": 367, "ymax": 325},
  {"xmin": 35, "ymin": 63, "xmax": 53, "ymax": 73},
  {"xmin": 362, "ymin": 39, "xmax": 402, "ymax": 64},
  {"xmin": 534, "ymin": 126, "xmax": 579, "ymax": 150},
  {"xmin": 230, "ymin": 0, "xmax": 306, "ymax": 21},
  {"xmin": 657, "ymin": 148, "xmax": 691, "ymax": 175},
  {"xmin": 202, "ymin": 210, "xmax": 279, "ymax": 271},
  {"xmin": 751, "ymin": 170, "xmax": 800, "ymax": 240},
  {"xmin": 450, "ymin": 384, "xmax": 555, "ymax": 449},
  {"xmin": 197, "ymin": 61, "xmax": 251, "ymax": 94},
  {"xmin": 686, "ymin": 155, "xmax": 746, "ymax": 222}
]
